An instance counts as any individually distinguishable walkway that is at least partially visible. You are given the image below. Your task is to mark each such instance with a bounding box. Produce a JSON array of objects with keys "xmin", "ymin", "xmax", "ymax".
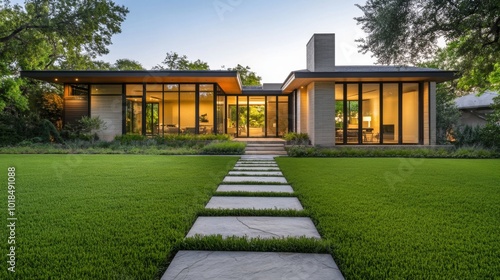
[{"xmin": 161, "ymin": 155, "xmax": 344, "ymax": 280}]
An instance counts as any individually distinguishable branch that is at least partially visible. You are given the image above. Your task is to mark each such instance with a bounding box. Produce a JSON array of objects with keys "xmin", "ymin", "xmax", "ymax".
[{"xmin": 0, "ymin": 23, "xmax": 51, "ymax": 43}]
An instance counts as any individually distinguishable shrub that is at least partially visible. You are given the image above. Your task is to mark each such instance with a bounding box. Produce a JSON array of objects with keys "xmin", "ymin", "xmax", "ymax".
[
  {"xmin": 453, "ymin": 125, "xmax": 483, "ymax": 147},
  {"xmin": 114, "ymin": 134, "xmax": 146, "ymax": 144},
  {"xmin": 200, "ymin": 141, "xmax": 246, "ymax": 155},
  {"xmin": 283, "ymin": 132, "xmax": 310, "ymax": 145}
]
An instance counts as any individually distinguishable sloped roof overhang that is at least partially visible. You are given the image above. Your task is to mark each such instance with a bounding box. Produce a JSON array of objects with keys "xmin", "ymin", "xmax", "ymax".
[
  {"xmin": 21, "ymin": 70, "xmax": 243, "ymax": 93},
  {"xmin": 282, "ymin": 69, "xmax": 457, "ymax": 93}
]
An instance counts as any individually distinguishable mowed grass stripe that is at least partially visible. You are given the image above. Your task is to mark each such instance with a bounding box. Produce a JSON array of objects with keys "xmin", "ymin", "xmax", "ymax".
[
  {"xmin": 0, "ymin": 155, "xmax": 237, "ymax": 279},
  {"xmin": 276, "ymin": 157, "xmax": 500, "ymax": 279}
]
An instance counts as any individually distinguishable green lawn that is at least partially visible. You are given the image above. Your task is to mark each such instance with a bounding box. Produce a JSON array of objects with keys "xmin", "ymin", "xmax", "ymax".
[
  {"xmin": 276, "ymin": 158, "xmax": 500, "ymax": 279},
  {"xmin": 0, "ymin": 155, "xmax": 237, "ymax": 279}
]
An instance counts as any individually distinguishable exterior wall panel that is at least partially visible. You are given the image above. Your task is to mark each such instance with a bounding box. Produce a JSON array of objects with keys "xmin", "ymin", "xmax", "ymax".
[
  {"xmin": 429, "ymin": 82, "xmax": 437, "ymax": 145},
  {"xmin": 64, "ymin": 98, "xmax": 88, "ymax": 125},
  {"xmin": 91, "ymin": 95, "xmax": 122, "ymax": 141}
]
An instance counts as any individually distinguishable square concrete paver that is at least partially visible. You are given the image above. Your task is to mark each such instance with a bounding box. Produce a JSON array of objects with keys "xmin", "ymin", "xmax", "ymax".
[
  {"xmin": 216, "ymin": 184, "xmax": 294, "ymax": 193},
  {"xmin": 228, "ymin": 171, "xmax": 283, "ymax": 176},
  {"xmin": 235, "ymin": 164, "xmax": 278, "ymax": 168},
  {"xmin": 161, "ymin": 251, "xmax": 344, "ymax": 280},
  {"xmin": 187, "ymin": 216, "xmax": 321, "ymax": 239},
  {"xmin": 205, "ymin": 197, "xmax": 303, "ymax": 210},
  {"xmin": 233, "ymin": 166, "xmax": 280, "ymax": 171},
  {"xmin": 222, "ymin": 176, "xmax": 288, "ymax": 184}
]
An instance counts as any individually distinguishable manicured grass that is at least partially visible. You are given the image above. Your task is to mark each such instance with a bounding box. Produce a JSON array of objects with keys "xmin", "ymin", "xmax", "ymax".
[
  {"xmin": 276, "ymin": 158, "xmax": 500, "ymax": 279},
  {"xmin": 0, "ymin": 155, "xmax": 237, "ymax": 279}
]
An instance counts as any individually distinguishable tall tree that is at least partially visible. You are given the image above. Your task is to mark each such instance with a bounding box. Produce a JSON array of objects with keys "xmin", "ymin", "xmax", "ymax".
[
  {"xmin": 154, "ymin": 52, "xmax": 210, "ymax": 70},
  {"xmin": 228, "ymin": 64, "xmax": 262, "ymax": 86},
  {"xmin": 0, "ymin": 0, "xmax": 129, "ymax": 111},
  {"xmin": 112, "ymin": 59, "xmax": 144, "ymax": 70},
  {"xmin": 355, "ymin": 0, "xmax": 500, "ymax": 91}
]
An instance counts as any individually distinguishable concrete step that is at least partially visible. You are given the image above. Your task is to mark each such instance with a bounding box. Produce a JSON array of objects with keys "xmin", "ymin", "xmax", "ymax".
[
  {"xmin": 245, "ymin": 150, "xmax": 288, "ymax": 155},
  {"xmin": 228, "ymin": 171, "xmax": 284, "ymax": 176},
  {"xmin": 216, "ymin": 184, "xmax": 294, "ymax": 193},
  {"xmin": 246, "ymin": 146, "xmax": 285, "ymax": 151},
  {"xmin": 186, "ymin": 216, "xmax": 321, "ymax": 239},
  {"xmin": 161, "ymin": 251, "xmax": 345, "ymax": 280},
  {"xmin": 246, "ymin": 144, "xmax": 285, "ymax": 147},
  {"xmin": 205, "ymin": 197, "xmax": 303, "ymax": 210},
  {"xmin": 222, "ymin": 176, "xmax": 288, "ymax": 184}
]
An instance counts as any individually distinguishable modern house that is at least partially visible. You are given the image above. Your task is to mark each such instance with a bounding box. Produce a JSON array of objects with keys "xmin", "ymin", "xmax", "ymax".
[
  {"xmin": 22, "ymin": 34, "xmax": 455, "ymax": 145},
  {"xmin": 455, "ymin": 91, "xmax": 498, "ymax": 127}
]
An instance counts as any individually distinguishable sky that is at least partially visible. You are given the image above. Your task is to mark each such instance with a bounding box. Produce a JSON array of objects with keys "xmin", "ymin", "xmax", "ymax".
[{"xmin": 101, "ymin": 0, "xmax": 376, "ymax": 83}]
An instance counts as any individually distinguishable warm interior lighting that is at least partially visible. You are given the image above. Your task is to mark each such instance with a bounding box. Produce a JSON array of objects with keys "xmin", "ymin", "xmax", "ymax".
[{"xmin": 363, "ymin": 116, "xmax": 372, "ymax": 127}]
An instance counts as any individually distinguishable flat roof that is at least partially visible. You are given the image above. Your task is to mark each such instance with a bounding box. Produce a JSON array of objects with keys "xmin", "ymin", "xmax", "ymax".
[
  {"xmin": 282, "ymin": 66, "xmax": 457, "ymax": 93},
  {"xmin": 21, "ymin": 70, "xmax": 243, "ymax": 93}
]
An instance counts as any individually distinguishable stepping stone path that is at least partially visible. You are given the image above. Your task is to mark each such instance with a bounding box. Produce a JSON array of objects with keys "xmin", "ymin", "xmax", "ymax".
[{"xmin": 161, "ymin": 155, "xmax": 344, "ymax": 280}]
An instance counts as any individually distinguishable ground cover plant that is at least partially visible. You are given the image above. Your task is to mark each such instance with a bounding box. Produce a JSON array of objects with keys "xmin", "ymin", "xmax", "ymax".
[
  {"xmin": 286, "ymin": 145, "xmax": 500, "ymax": 158},
  {"xmin": 0, "ymin": 134, "xmax": 246, "ymax": 155},
  {"xmin": 276, "ymin": 157, "xmax": 500, "ymax": 279},
  {"xmin": 0, "ymin": 155, "xmax": 237, "ymax": 279}
]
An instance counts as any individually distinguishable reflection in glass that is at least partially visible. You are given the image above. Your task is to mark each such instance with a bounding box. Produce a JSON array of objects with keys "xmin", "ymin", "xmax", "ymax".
[
  {"xmin": 267, "ymin": 96, "xmax": 277, "ymax": 137},
  {"xmin": 227, "ymin": 96, "xmax": 237, "ymax": 136},
  {"xmin": 238, "ymin": 96, "xmax": 248, "ymax": 137},
  {"xmin": 249, "ymin": 96, "xmax": 265, "ymax": 137},
  {"xmin": 278, "ymin": 96, "xmax": 288, "ymax": 137},
  {"xmin": 335, "ymin": 84, "xmax": 344, "ymax": 144}
]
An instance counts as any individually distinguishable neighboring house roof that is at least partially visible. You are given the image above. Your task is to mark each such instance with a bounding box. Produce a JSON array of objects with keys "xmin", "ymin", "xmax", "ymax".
[
  {"xmin": 455, "ymin": 91, "xmax": 498, "ymax": 110},
  {"xmin": 282, "ymin": 66, "xmax": 456, "ymax": 93}
]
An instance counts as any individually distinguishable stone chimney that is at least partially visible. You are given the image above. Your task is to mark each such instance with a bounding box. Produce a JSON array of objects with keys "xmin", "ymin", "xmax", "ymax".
[{"xmin": 306, "ymin": 34, "xmax": 335, "ymax": 72}]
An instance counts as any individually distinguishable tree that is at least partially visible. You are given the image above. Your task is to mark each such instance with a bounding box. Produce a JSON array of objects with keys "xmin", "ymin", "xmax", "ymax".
[
  {"xmin": 154, "ymin": 52, "xmax": 210, "ymax": 70},
  {"xmin": 112, "ymin": 59, "xmax": 144, "ymax": 70},
  {"xmin": 0, "ymin": 0, "xmax": 129, "ymax": 111},
  {"xmin": 355, "ymin": 0, "xmax": 500, "ymax": 92},
  {"xmin": 228, "ymin": 64, "xmax": 262, "ymax": 86}
]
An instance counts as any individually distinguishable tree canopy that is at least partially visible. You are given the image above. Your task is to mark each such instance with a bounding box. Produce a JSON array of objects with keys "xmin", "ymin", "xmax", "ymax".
[
  {"xmin": 355, "ymin": 0, "xmax": 500, "ymax": 92},
  {"xmin": 153, "ymin": 52, "xmax": 210, "ymax": 70},
  {"xmin": 228, "ymin": 64, "xmax": 262, "ymax": 86},
  {"xmin": 154, "ymin": 52, "xmax": 262, "ymax": 85},
  {"xmin": 0, "ymin": 0, "xmax": 129, "ymax": 111}
]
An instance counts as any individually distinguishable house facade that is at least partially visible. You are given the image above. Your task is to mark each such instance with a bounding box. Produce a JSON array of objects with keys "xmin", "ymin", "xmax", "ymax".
[{"xmin": 22, "ymin": 34, "xmax": 455, "ymax": 145}]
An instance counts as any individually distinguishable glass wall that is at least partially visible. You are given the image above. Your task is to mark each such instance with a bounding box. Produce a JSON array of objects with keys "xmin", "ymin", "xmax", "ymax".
[
  {"xmin": 227, "ymin": 96, "xmax": 237, "ymax": 136},
  {"xmin": 382, "ymin": 83, "xmax": 399, "ymax": 143},
  {"xmin": 267, "ymin": 96, "xmax": 277, "ymax": 137},
  {"xmin": 126, "ymin": 85, "xmax": 143, "ymax": 134},
  {"xmin": 362, "ymin": 84, "xmax": 380, "ymax": 144},
  {"xmin": 249, "ymin": 96, "xmax": 265, "ymax": 137},
  {"xmin": 199, "ymin": 84, "xmax": 214, "ymax": 134},
  {"xmin": 334, "ymin": 82, "xmax": 422, "ymax": 145},
  {"xmin": 335, "ymin": 84, "xmax": 344, "ymax": 144},
  {"xmin": 402, "ymin": 83, "xmax": 419, "ymax": 143},
  {"xmin": 163, "ymin": 84, "xmax": 179, "ymax": 134},
  {"xmin": 180, "ymin": 84, "xmax": 196, "ymax": 134},
  {"xmin": 217, "ymin": 95, "xmax": 225, "ymax": 134},
  {"xmin": 278, "ymin": 96, "xmax": 289, "ymax": 137},
  {"xmin": 238, "ymin": 96, "xmax": 248, "ymax": 137}
]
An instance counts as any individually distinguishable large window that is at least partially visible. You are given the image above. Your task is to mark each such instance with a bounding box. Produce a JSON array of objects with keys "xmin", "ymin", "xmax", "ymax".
[
  {"xmin": 362, "ymin": 84, "xmax": 380, "ymax": 144},
  {"xmin": 163, "ymin": 84, "xmax": 179, "ymax": 134},
  {"xmin": 199, "ymin": 84, "xmax": 214, "ymax": 134},
  {"xmin": 180, "ymin": 84, "xmax": 196, "ymax": 134},
  {"xmin": 126, "ymin": 85, "xmax": 143, "ymax": 134},
  {"xmin": 382, "ymin": 84, "xmax": 399, "ymax": 143},
  {"xmin": 335, "ymin": 82, "xmax": 421, "ymax": 145},
  {"xmin": 278, "ymin": 96, "xmax": 289, "ymax": 137},
  {"xmin": 402, "ymin": 83, "xmax": 419, "ymax": 143}
]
